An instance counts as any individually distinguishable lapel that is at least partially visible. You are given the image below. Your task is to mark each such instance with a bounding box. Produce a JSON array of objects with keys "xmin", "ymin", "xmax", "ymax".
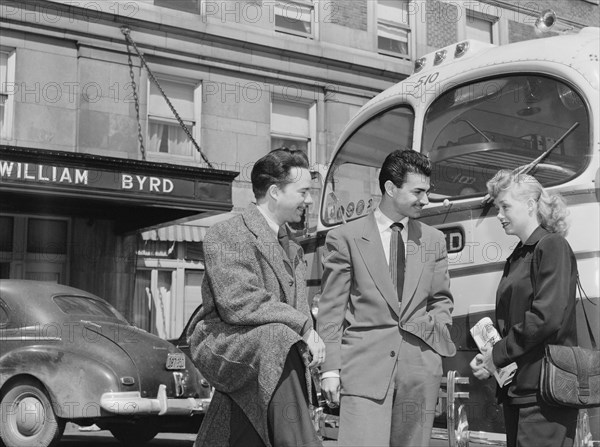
[
  {"xmin": 400, "ymin": 219, "xmax": 426, "ymax": 316},
  {"xmin": 241, "ymin": 205, "xmax": 294, "ymax": 305},
  {"xmin": 355, "ymin": 213, "xmax": 400, "ymax": 317}
]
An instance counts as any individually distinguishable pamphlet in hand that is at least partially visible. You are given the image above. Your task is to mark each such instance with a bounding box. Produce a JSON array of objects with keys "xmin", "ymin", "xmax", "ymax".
[{"xmin": 470, "ymin": 317, "xmax": 517, "ymax": 387}]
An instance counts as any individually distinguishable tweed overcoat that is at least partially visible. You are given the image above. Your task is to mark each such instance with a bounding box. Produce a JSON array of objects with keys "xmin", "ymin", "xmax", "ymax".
[{"xmin": 187, "ymin": 204, "xmax": 313, "ymax": 447}]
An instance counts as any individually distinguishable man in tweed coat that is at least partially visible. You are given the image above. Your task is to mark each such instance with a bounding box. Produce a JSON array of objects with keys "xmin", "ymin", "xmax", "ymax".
[{"xmin": 187, "ymin": 148, "xmax": 325, "ymax": 447}]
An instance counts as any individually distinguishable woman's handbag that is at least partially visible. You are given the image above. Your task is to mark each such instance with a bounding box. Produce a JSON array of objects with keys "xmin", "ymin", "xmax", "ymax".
[{"xmin": 539, "ymin": 279, "xmax": 600, "ymax": 408}]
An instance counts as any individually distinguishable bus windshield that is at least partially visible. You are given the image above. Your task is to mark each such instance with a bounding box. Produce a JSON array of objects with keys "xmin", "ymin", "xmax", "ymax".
[
  {"xmin": 321, "ymin": 106, "xmax": 414, "ymax": 226},
  {"xmin": 423, "ymin": 75, "xmax": 589, "ymax": 199}
]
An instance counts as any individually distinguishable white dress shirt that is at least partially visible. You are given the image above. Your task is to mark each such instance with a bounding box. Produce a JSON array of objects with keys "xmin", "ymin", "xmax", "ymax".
[{"xmin": 256, "ymin": 205, "xmax": 281, "ymax": 236}]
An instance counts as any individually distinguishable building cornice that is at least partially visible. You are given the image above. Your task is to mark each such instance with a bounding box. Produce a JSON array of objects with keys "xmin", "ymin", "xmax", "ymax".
[{"xmin": 2, "ymin": 0, "xmax": 410, "ymax": 91}]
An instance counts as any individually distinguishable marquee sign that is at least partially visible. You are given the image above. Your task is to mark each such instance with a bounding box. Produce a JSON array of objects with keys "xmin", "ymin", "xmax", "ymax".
[
  {"xmin": 0, "ymin": 146, "xmax": 239, "ymax": 230},
  {"xmin": 0, "ymin": 160, "xmax": 192, "ymax": 196}
]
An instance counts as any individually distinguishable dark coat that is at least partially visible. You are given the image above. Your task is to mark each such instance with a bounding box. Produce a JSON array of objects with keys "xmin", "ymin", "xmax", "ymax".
[
  {"xmin": 492, "ymin": 226, "xmax": 578, "ymax": 404},
  {"xmin": 187, "ymin": 204, "xmax": 313, "ymax": 446}
]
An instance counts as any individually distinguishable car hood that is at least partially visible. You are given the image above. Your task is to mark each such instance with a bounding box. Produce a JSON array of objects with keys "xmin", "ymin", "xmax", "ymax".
[{"xmin": 82, "ymin": 321, "xmax": 203, "ymax": 399}]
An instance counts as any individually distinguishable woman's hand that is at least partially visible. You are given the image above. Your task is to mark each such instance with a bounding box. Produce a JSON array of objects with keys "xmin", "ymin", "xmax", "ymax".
[
  {"xmin": 470, "ymin": 346, "xmax": 496, "ymax": 380},
  {"xmin": 470, "ymin": 354, "xmax": 491, "ymax": 380}
]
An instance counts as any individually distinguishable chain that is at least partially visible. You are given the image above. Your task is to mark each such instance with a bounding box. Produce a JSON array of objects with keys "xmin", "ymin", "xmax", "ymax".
[
  {"xmin": 125, "ymin": 37, "xmax": 146, "ymax": 161},
  {"xmin": 121, "ymin": 27, "xmax": 213, "ymax": 168}
]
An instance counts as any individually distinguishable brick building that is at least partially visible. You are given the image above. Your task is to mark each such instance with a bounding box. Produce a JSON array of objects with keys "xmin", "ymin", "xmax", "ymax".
[{"xmin": 1, "ymin": 0, "xmax": 598, "ymax": 337}]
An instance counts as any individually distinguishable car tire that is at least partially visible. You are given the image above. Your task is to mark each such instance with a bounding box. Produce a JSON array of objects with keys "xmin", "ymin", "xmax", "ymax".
[
  {"xmin": 0, "ymin": 379, "xmax": 65, "ymax": 447},
  {"xmin": 109, "ymin": 422, "xmax": 159, "ymax": 445}
]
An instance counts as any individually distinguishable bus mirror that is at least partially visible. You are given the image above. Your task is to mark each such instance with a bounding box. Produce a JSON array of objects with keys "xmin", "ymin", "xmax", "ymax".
[{"xmin": 535, "ymin": 10, "xmax": 557, "ymax": 35}]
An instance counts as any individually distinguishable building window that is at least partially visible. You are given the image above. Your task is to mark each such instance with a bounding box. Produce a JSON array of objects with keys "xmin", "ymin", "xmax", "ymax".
[
  {"xmin": 0, "ymin": 215, "xmax": 69, "ymax": 282},
  {"xmin": 274, "ymin": 0, "xmax": 314, "ymax": 38},
  {"xmin": 154, "ymin": 0, "xmax": 200, "ymax": 14},
  {"xmin": 377, "ymin": 0, "xmax": 411, "ymax": 59},
  {"xmin": 271, "ymin": 98, "xmax": 316, "ymax": 163},
  {"xmin": 147, "ymin": 77, "xmax": 201, "ymax": 159},
  {"xmin": 466, "ymin": 11, "xmax": 495, "ymax": 43},
  {"xmin": 0, "ymin": 49, "xmax": 15, "ymax": 139}
]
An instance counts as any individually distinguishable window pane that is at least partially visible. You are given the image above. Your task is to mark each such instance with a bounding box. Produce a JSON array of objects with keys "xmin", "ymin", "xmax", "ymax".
[
  {"xmin": 466, "ymin": 15, "xmax": 493, "ymax": 43},
  {"xmin": 275, "ymin": 1, "xmax": 312, "ymax": 34},
  {"xmin": 321, "ymin": 106, "xmax": 415, "ymax": 226},
  {"xmin": 272, "ymin": 100, "xmax": 309, "ymax": 136},
  {"xmin": 422, "ymin": 76, "xmax": 589, "ymax": 199},
  {"xmin": 0, "ymin": 216, "xmax": 13, "ymax": 251},
  {"xmin": 132, "ymin": 270, "xmax": 151, "ymax": 330},
  {"xmin": 0, "ymin": 263, "xmax": 9, "ymax": 279},
  {"xmin": 54, "ymin": 295, "xmax": 124, "ymax": 320},
  {"xmin": 378, "ymin": 23, "xmax": 409, "ymax": 56},
  {"xmin": 27, "ymin": 219, "xmax": 67, "ymax": 254},
  {"xmin": 378, "ymin": 0, "xmax": 409, "ymax": 26},
  {"xmin": 149, "ymin": 80, "xmax": 194, "ymax": 120},
  {"xmin": 0, "ymin": 52, "xmax": 8, "ymax": 94},
  {"xmin": 184, "ymin": 270, "xmax": 203, "ymax": 320},
  {"xmin": 152, "ymin": 270, "xmax": 172, "ymax": 338},
  {"xmin": 148, "ymin": 120, "xmax": 193, "ymax": 156}
]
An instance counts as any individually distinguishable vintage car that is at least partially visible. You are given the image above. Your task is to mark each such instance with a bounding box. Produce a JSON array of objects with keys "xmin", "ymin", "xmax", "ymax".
[{"xmin": 0, "ymin": 280, "xmax": 210, "ymax": 447}]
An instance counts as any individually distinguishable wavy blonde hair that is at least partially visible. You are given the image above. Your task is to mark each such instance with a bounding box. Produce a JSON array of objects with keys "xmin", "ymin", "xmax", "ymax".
[{"xmin": 486, "ymin": 170, "xmax": 569, "ymax": 236}]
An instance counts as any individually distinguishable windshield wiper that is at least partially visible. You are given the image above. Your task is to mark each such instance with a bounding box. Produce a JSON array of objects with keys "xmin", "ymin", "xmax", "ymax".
[{"xmin": 514, "ymin": 122, "xmax": 579, "ymax": 175}]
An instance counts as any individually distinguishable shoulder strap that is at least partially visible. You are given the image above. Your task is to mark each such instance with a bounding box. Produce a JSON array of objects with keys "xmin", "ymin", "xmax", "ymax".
[{"xmin": 577, "ymin": 276, "xmax": 597, "ymax": 349}]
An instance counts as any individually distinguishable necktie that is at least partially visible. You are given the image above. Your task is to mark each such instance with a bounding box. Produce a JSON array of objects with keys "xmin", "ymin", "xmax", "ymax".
[
  {"xmin": 390, "ymin": 223, "xmax": 405, "ymax": 302},
  {"xmin": 278, "ymin": 226, "xmax": 295, "ymax": 279},
  {"xmin": 277, "ymin": 226, "xmax": 290, "ymax": 259}
]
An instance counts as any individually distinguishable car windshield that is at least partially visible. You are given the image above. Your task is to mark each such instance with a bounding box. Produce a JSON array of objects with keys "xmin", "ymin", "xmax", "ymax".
[
  {"xmin": 422, "ymin": 75, "xmax": 589, "ymax": 199},
  {"xmin": 53, "ymin": 295, "xmax": 126, "ymax": 321},
  {"xmin": 321, "ymin": 106, "xmax": 414, "ymax": 226}
]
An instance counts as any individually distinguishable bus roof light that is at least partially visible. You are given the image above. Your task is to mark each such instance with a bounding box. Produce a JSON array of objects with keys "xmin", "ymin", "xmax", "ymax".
[
  {"xmin": 414, "ymin": 57, "xmax": 426, "ymax": 73},
  {"xmin": 535, "ymin": 10, "xmax": 557, "ymax": 35},
  {"xmin": 455, "ymin": 41, "xmax": 469, "ymax": 58},
  {"xmin": 434, "ymin": 49, "xmax": 447, "ymax": 65}
]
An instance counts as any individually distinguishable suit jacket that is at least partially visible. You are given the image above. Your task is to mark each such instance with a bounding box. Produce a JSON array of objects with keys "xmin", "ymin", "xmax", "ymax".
[
  {"xmin": 317, "ymin": 213, "xmax": 456, "ymax": 400},
  {"xmin": 187, "ymin": 204, "xmax": 312, "ymax": 446}
]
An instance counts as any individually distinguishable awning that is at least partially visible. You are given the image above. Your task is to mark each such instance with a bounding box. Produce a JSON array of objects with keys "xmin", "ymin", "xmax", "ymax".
[
  {"xmin": 141, "ymin": 225, "xmax": 206, "ymax": 242},
  {"xmin": 0, "ymin": 145, "xmax": 239, "ymax": 233}
]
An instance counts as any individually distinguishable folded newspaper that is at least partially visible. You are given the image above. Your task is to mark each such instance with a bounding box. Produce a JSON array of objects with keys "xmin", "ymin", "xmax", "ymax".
[{"xmin": 470, "ymin": 317, "xmax": 517, "ymax": 387}]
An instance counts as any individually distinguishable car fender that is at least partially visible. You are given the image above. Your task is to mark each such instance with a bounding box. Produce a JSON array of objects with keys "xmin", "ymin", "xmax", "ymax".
[{"xmin": 0, "ymin": 346, "xmax": 134, "ymax": 419}]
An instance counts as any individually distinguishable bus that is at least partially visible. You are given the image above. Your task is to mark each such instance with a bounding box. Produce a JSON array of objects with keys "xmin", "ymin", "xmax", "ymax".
[{"xmin": 303, "ymin": 17, "xmax": 599, "ymax": 447}]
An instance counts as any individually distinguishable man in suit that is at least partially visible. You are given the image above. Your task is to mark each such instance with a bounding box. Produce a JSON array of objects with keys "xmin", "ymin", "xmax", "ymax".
[
  {"xmin": 187, "ymin": 148, "xmax": 325, "ymax": 447},
  {"xmin": 317, "ymin": 150, "xmax": 456, "ymax": 447}
]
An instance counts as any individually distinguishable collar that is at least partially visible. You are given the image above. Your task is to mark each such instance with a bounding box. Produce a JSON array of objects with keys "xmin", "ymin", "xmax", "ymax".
[
  {"xmin": 374, "ymin": 208, "xmax": 409, "ymax": 233},
  {"xmin": 256, "ymin": 205, "xmax": 280, "ymax": 236},
  {"xmin": 522, "ymin": 225, "xmax": 551, "ymax": 246}
]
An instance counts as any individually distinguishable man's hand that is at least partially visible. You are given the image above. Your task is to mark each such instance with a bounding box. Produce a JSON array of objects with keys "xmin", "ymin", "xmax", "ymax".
[
  {"xmin": 303, "ymin": 328, "xmax": 326, "ymax": 368},
  {"xmin": 320, "ymin": 377, "xmax": 340, "ymax": 408}
]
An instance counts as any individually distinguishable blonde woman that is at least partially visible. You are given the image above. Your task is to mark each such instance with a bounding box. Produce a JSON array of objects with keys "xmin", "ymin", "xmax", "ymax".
[{"xmin": 470, "ymin": 169, "xmax": 578, "ymax": 447}]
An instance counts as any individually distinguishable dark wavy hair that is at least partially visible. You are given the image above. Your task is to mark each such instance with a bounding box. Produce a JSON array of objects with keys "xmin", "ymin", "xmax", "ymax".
[
  {"xmin": 251, "ymin": 147, "xmax": 310, "ymax": 199},
  {"xmin": 378, "ymin": 150, "xmax": 432, "ymax": 194}
]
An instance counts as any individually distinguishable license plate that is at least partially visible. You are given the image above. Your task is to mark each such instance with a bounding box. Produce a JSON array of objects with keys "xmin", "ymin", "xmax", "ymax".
[{"xmin": 166, "ymin": 353, "xmax": 186, "ymax": 370}]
